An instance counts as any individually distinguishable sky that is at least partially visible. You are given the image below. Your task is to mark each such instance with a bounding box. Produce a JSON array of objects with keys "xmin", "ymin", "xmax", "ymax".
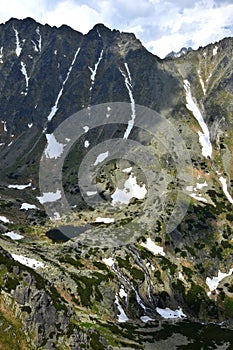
[{"xmin": 1, "ymin": 0, "xmax": 233, "ymax": 58}]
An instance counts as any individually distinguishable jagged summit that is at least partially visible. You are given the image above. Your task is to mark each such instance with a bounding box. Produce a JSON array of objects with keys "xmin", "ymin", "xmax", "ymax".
[
  {"xmin": 90, "ymin": 22, "xmax": 112, "ymax": 33},
  {"xmin": 4, "ymin": 16, "xmax": 38, "ymax": 26},
  {"xmin": 3, "ymin": 16, "xmax": 82, "ymax": 33}
]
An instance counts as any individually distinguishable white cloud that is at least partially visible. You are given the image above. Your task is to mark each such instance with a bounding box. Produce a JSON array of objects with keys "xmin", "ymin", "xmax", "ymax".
[
  {"xmin": 41, "ymin": 1, "xmax": 101, "ymax": 34},
  {"xmin": 143, "ymin": 1, "xmax": 233, "ymax": 57},
  {"xmin": 0, "ymin": 0, "xmax": 48, "ymax": 22},
  {"xmin": 0, "ymin": 0, "xmax": 232, "ymax": 57}
]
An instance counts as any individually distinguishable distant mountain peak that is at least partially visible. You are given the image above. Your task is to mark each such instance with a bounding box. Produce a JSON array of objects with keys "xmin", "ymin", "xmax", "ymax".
[{"xmin": 165, "ymin": 46, "xmax": 193, "ymax": 59}]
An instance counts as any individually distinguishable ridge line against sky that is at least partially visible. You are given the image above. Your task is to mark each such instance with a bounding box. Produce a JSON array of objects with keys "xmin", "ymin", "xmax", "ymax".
[{"xmin": 0, "ymin": 0, "xmax": 233, "ymax": 58}]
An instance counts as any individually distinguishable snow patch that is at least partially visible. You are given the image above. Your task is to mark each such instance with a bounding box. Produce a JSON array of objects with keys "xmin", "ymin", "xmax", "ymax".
[
  {"xmin": 36, "ymin": 27, "xmax": 42, "ymax": 52},
  {"xmin": 196, "ymin": 181, "xmax": 208, "ymax": 189},
  {"xmin": 140, "ymin": 316, "xmax": 154, "ymax": 323},
  {"xmin": 186, "ymin": 181, "xmax": 208, "ymax": 203},
  {"xmin": 37, "ymin": 190, "xmax": 61, "ymax": 204},
  {"xmin": 103, "ymin": 257, "xmax": 114, "ymax": 267},
  {"xmin": 197, "ymin": 69, "xmax": 206, "ymax": 95},
  {"xmin": 31, "ymin": 40, "xmax": 39, "ymax": 52},
  {"xmin": 124, "ymin": 62, "xmax": 132, "ymax": 82},
  {"xmin": 0, "ymin": 46, "xmax": 3, "ymax": 63},
  {"xmin": 219, "ymin": 176, "xmax": 233, "ymax": 204},
  {"xmin": 178, "ymin": 272, "xmax": 185, "ymax": 281},
  {"xmin": 20, "ymin": 203, "xmax": 37, "ymax": 210},
  {"xmin": 48, "ymin": 48, "xmax": 80, "ymax": 121},
  {"xmin": 31, "ymin": 27, "xmax": 42, "ymax": 52},
  {"xmin": 206, "ymin": 269, "xmax": 233, "ymax": 294},
  {"xmin": 84, "ymin": 140, "xmax": 90, "ymax": 148},
  {"xmin": 45, "ymin": 133, "xmax": 65, "ymax": 159},
  {"xmin": 122, "ymin": 167, "xmax": 132, "ymax": 173},
  {"xmin": 140, "ymin": 237, "xmax": 165, "ymax": 256},
  {"xmin": 20, "ymin": 61, "xmax": 30, "ymax": 95},
  {"xmin": 95, "ymin": 217, "xmax": 115, "ymax": 223},
  {"xmin": 13, "ymin": 27, "xmax": 22, "ymax": 57},
  {"xmin": 2, "ymin": 121, "xmax": 7, "ymax": 132},
  {"xmin": 115, "ymin": 295, "xmax": 129, "ymax": 323},
  {"xmin": 184, "ymin": 80, "xmax": 212, "ymax": 159},
  {"xmin": 119, "ymin": 286, "xmax": 127, "ymax": 299},
  {"xmin": 156, "ymin": 307, "xmax": 186, "ymax": 319},
  {"xmin": 0, "ymin": 216, "xmax": 12, "ymax": 224},
  {"xmin": 83, "ymin": 126, "xmax": 89, "ymax": 133},
  {"xmin": 120, "ymin": 63, "xmax": 136, "ymax": 139},
  {"xmin": 87, "ymin": 191, "xmax": 97, "ymax": 196},
  {"xmin": 94, "ymin": 151, "xmax": 109, "ymax": 165},
  {"xmin": 3, "ymin": 231, "xmax": 24, "ymax": 240},
  {"xmin": 190, "ymin": 193, "xmax": 208, "ymax": 203},
  {"xmin": 213, "ymin": 46, "xmax": 218, "ymax": 56},
  {"xmin": 111, "ymin": 174, "xmax": 147, "ymax": 206},
  {"xmin": 8, "ymin": 182, "xmax": 31, "ymax": 190},
  {"xmin": 12, "ymin": 254, "xmax": 45, "ymax": 269},
  {"xmin": 88, "ymin": 49, "xmax": 103, "ymax": 87}
]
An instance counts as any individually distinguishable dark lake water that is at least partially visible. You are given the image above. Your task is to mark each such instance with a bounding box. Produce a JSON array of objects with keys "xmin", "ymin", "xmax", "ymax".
[{"xmin": 45, "ymin": 225, "xmax": 90, "ymax": 242}]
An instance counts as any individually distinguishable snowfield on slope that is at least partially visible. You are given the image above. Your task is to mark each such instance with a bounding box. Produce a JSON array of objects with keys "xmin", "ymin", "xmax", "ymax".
[
  {"xmin": 12, "ymin": 254, "xmax": 45, "ymax": 269},
  {"xmin": 156, "ymin": 307, "xmax": 186, "ymax": 319},
  {"xmin": 206, "ymin": 268, "xmax": 233, "ymax": 296},
  {"xmin": 20, "ymin": 203, "xmax": 38, "ymax": 210},
  {"xmin": 140, "ymin": 237, "xmax": 165, "ymax": 256},
  {"xmin": 45, "ymin": 133, "xmax": 65, "ymax": 159},
  {"xmin": 37, "ymin": 190, "xmax": 62, "ymax": 204},
  {"xmin": 8, "ymin": 182, "xmax": 32, "ymax": 190},
  {"xmin": 219, "ymin": 176, "xmax": 233, "ymax": 204},
  {"xmin": 2, "ymin": 231, "xmax": 24, "ymax": 240},
  {"xmin": 184, "ymin": 80, "xmax": 212, "ymax": 159},
  {"xmin": 0, "ymin": 216, "xmax": 12, "ymax": 223},
  {"xmin": 111, "ymin": 173, "xmax": 147, "ymax": 206}
]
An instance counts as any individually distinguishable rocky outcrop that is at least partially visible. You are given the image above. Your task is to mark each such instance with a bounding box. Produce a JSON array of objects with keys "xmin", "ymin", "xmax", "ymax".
[{"xmin": 0, "ymin": 246, "xmax": 107, "ymax": 349}]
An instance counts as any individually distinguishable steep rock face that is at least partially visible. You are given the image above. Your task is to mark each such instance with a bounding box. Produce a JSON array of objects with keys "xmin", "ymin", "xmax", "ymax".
[
  {"xmin": 0, "ymin": 18, "xmax": 184, "ymax": 174},
  {"xmin": 0, "ymin": 247, "xmax": 82, "ymax": 349},
  {"xmin": 0, "ymin": 18, "xmax": 233, "ymax": 349},
  {"xmin": 0, "ymin": 19, "xmax": 232, "ymax": 181}
]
